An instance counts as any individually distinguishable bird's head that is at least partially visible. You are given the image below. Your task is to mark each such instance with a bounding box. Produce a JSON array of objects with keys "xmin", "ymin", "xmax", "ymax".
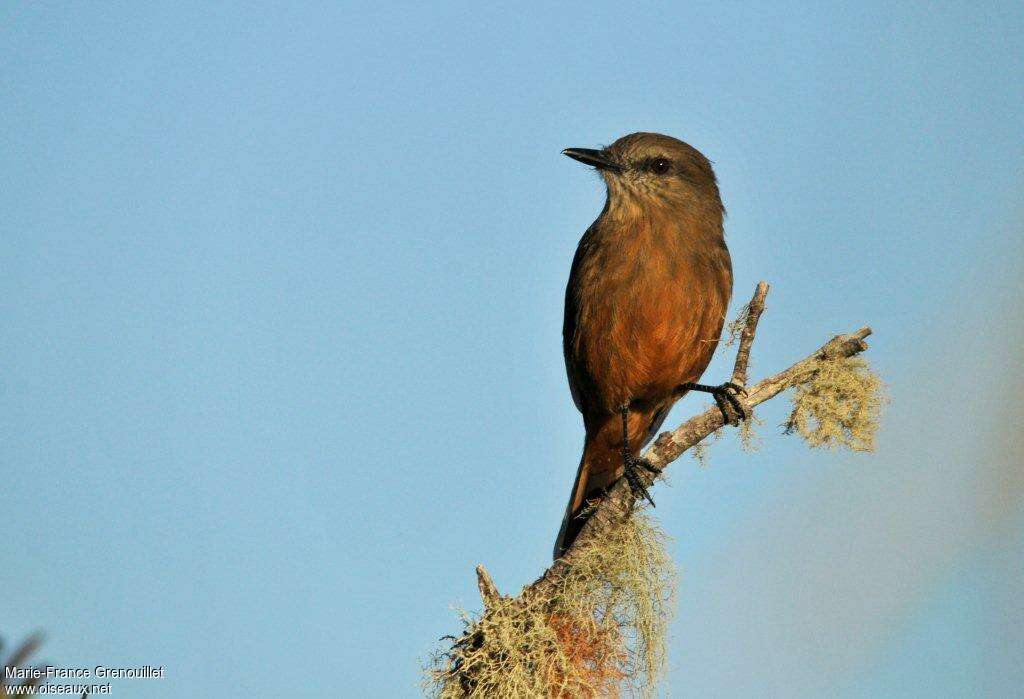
[{"xmin": 563, "ymin": 132, "xmax": 722, "ymax": 213}]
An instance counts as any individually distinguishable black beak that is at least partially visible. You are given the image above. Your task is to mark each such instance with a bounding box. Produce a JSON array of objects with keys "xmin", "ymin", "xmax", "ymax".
[{"xmin": 562, "ymin": 147, "xmax": 620, "ymax": 172}]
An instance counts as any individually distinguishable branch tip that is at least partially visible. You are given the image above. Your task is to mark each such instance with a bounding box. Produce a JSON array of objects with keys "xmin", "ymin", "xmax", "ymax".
[
  {"xmin": 730, "ymin": 282, "xmax": 770, "ymax": 388},
  {"xmin": 476, "ymin": 564, "xmax": 501, "ymax": 606}
]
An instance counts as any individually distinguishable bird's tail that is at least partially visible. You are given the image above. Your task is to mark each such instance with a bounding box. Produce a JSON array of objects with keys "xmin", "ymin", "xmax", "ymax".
[{"xmin": 552, "ymin": 438, "xmax": 619, "ymax": 559}]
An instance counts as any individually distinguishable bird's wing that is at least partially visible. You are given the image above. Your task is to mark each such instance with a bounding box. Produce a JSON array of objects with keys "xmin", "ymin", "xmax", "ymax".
[{"xmin": 562, "ymin": 233, "xmax": 597, "ymax": 414}]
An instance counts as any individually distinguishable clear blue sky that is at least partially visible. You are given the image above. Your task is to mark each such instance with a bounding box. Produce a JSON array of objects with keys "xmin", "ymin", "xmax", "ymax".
[{"xmin": 2, "ymin": 2, "xmax": 1022, "ymax": 697}]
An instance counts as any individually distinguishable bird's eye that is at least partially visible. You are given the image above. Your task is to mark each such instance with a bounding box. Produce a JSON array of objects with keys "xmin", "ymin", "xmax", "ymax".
[{"xmin": 650, "ymin": 158, "xmax": 671, "ymax": 174}]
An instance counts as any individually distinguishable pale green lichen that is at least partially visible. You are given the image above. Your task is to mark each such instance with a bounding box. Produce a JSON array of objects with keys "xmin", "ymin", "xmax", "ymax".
[
  {"xmin": 785, "ymin": 356, "xmax": 885, "ymax": 451},
  {"xmin": 723, "ymin": 302, "xmax": 751, "ymax": 348},
  {"xmin": 425, "ymin": 514, "xmax": 675, "ymax": 698},
  {"xmin": 738, "ymin": 410, "xmax": 764, "ymax": 452}
]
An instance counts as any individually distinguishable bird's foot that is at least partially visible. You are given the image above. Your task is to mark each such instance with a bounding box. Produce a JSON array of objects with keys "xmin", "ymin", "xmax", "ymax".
[
  {"xmin": 621, "ymin": 456, "xmax": 662, "ymax": 508},
  {"xmin": 575, "ymin": 498, "xmax": 601, "ymax": 521},
  {"xmin": 680, "ymin": 381, "xmax": 748, "ymax": 425}
]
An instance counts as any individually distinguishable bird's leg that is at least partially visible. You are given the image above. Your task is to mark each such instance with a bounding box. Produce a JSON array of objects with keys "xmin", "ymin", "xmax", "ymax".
[
  {"xmin": 619, "ymin": 404, "xmax": 662, "ymax": 508},
  {"xmin": 678, "ymin": 381, "xmax": 748, "ymax": 425}
]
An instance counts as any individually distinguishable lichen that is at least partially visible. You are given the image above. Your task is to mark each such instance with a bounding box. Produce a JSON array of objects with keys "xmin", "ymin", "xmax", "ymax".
[
  {"xmin": 738, "ymin": 410, "xmax": 764, "ymax": 452},
  {"xmin": 425, "ymin": 514, "xmax": 675, "ymax": 698},
  {"xmin": 724, "ymin": 302, "xmax": 750, "ymax": 348},
  {"xmin": 691, "ymin": 439, "xmax": 710, "ymax": 467},
  {"xmin": 784, "ymin": 356, "xmax": 885, "ymax": 451}
]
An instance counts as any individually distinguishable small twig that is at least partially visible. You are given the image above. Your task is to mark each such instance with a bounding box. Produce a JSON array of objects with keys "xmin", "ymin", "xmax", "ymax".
[
  {"xmin": 730, "ymin": 281, "xmax": 769, "ymax": 389},
  {"xmin": 5, "ymin": 633, "xmax": 44, "ymax": 673},
  {"xmin": 475, "ymin": 564, "xmax": 501, "ymax": 608}
]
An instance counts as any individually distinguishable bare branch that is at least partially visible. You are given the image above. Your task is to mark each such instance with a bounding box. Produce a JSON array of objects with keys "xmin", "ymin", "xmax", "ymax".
[
  {"xmin": 5, "ymin": 633, "xmax": 43, "ymax": 672},
  {"xmin": 730, "ymin": 281, "xmax": 769, "ymax": 388},
  {"xmin": 476, "ymin": 564, "xmax": 501, "ymax": 608}
]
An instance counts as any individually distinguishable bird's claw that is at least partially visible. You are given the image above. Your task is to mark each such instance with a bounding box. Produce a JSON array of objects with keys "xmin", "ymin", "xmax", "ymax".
[
  {"xmin": 621, "ymin": 456, "xmax": 662, "ymax": 508},
  {"xmin": 716, "ymin": 382, "xmax": 749, "ymax": 421},
  {"xmin": 713, "ymin": 382, "xmax": 748, "ymax": 425},
  {"xmin": 680, "ymin": 380, "xmax": 748, "ymax": 425},
  {"xmin": 720, "ymin": 384, "xmax": 753, "ymax": 423},
  {"xmin": 575, "ymin": 499, "xmax": 601, "ymax": 520},
  {"xmin": 722, "ymin": 381, "xmax": 747, "ymax": 397}
]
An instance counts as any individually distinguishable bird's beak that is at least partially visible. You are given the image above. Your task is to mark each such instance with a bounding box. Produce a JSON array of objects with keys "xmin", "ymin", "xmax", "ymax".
[{"xmin": 562, "ymin": 148, "xmax": 621, "ymax": 172}]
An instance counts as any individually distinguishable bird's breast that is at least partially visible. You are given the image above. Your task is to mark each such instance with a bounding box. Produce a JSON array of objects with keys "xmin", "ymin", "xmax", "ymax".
[{"xmin": 569, "ymin": 231, "xmax": 731, "ymax": 412}]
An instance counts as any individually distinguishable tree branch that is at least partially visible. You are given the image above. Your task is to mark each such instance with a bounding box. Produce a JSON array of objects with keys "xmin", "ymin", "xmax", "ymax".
[
  {"xmin": 476, "ymin": 564, "xmax": 501, "ymax": 608},
  {"xmin": 729, "ymin": 280, "xmax": 769, "ymax": 388},
  {"xmin": 517, "ymin": 281, "xmax": 872, "ymax": 598}
]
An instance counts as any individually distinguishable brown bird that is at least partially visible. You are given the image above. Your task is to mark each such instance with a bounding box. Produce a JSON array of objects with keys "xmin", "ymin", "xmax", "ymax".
[{"xmin": 554, "ymin": 132, "xmax": 745, "ymax": 559}]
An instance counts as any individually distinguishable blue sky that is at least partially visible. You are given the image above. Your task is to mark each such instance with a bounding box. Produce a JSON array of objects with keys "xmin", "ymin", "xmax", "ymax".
[{"xmin": 2, "ymin": 2, "xmax": 1022, "ymax": 697}]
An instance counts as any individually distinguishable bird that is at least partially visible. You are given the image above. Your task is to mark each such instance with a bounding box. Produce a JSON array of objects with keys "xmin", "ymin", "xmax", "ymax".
[{"xmin": 553, "ymin": 132, "xmax": 745, "ymax": 559}]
